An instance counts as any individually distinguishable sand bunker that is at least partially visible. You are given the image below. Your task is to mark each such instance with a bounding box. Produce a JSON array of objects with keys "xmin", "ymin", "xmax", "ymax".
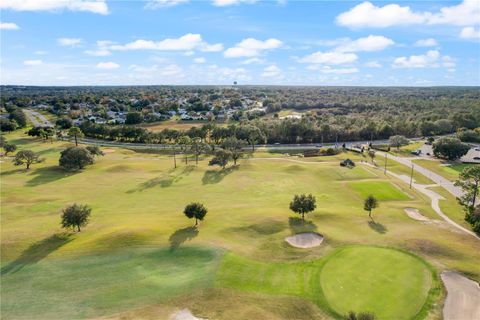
[
  {"xmin": 170, "ymin": 309, "xmax": 206, "ymax": 320},
  {"xmin": 285, "ymin": 233, "xmax": 324, "ymax": 248},
  {"xmin": 102, "ymin": 148, "xmax": 115, "ymax": 154},
  {"xmin": 404, "ymin": 208, "xmax": 429, "ymax": 221},
  {"xmin": 441, "ymin": 271, "xmax": 480, "ymax": 320}
]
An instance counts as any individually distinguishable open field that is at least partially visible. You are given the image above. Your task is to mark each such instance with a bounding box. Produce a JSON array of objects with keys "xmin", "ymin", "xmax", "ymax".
[
  {"xmin": 412, "ymin": 160, "xmax": 471, "ymax": 182},
  {"xmin": 140, "ymin": 118, "xmax": 229, "ymax": 132},
  {"xmin": 1, "ymin": 131, "xmax": 480, "ymax": 319}
]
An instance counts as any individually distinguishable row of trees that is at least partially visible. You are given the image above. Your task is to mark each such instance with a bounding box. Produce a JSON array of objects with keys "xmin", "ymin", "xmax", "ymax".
[{"xmin": 455, "ymin": 166, "xmax": 480, "ymax": 235}]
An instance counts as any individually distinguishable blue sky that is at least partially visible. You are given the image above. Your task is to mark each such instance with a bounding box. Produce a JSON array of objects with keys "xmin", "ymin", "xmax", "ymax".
[{"xmin": 1, "ymin": 0, "xmax": 479, "ymax": 86}]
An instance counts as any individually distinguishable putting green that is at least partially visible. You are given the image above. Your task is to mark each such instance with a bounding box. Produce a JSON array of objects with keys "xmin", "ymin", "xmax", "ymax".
[
  {"xmin": 320, "ymin": 246, "xmax": 433, "ymax": 320},
  {"xmin": 349, "ymin": 180, "xmax": 410, "ymax": 201}
]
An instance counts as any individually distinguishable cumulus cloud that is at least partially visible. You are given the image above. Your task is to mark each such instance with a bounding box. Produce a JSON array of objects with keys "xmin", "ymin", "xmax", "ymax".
[
  {"xmin": 144, "ymin": 0, "xmax": 189, "ymax": 9},
  {"xmin": 212, "ymin": 0, "xmax": 257, "ymax": 6},
  {"xmin": 224, "ymin": 38, "xmax": 283, "ymax": 58},
  {"xmin": 241, "ymin": 57, "xmax": 265, "ymax": 64},
  {"xmin": 58, "ymin": 38, "xmax": 82, "ymax": 47},
  {"xmin": 365, "ymin": 61, "xmax": 382, "ymax": 68},
  {"xmin": 0, "ymin": 0, "xmax": 109, "ymax": 15},
  {"xmin": 335, "ymin": 35, "xmax": 394, "ymax": 52},
  {"xmin": 109, "ymin": 33, "xmax": 223, "ymax": 52},
  {"xmin": 460, "ymin": 26, "xmax": 480, "ymax": 40},
  {"xmin": 261, "ymin": 65, "xmax": 282, "ymax": 77},
  {"xmin": 298, "ymin": 51, "xmax": 358, "ymax": 65},
  {"xmin": 414, "ymin": 38, "xmax": 438, "ymax": 47},
  {"xmin": 392, "ymin": 50, "xmax": 455, "ymax": 68},
  {"xmin": 194, "ymin": 57, "xmax": 206, "ymax": 63},
  {"xmin": 0, "ymin": 22, "xmax": 19, "ymax": 30},
  {"xmin": 84, "ymin": 40, "xmax": 113, "ymax": 56},
  {"xmin": 96, "ymin": 61, "xmax": 120, "ymax": 69},
  {"xmin": 23, "ymin": 59, "xmax": 43, "ymax": 66},
  {"xmin": 336, "ymin": 1, "xmax": 480, "ymax": 28}
]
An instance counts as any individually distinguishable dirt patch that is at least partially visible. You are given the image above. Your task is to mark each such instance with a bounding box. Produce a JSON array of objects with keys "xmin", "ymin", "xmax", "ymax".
[
  {"xmin": 102, "ymin": 148, "xmax": 115, "ymax": 154},
  {"xmin": 285, "ymin": 233, "xmax": 324, "ymax": 248},
  {"xmin": 170, "ymin": 309, "xmax": 206, "ymax": 320},
  {"xmin": 441, "ymin": 271, "xmax": 480, "ymax": 320},
  {"xmin": 404, "ymin": 208, "xmax": 429, "ymax": 221}
]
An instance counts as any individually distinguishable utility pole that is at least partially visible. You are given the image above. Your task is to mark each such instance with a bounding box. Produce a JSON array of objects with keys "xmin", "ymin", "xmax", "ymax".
[
  {"xmin": 409, "ymin": 164, "xmax": 414, "ymax": 189},
  {"xmin": 384, "ymin": 153, "xmax": 387, "ymax": 175}
]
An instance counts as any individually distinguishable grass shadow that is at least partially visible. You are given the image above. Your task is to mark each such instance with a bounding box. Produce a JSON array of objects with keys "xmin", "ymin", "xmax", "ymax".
[
  {"xmin": 202, "ymin": 166, "xmax": 238, "ymax": 185},
  {"xmin": 169, "ymin": 226, "xmax": 199, "ymax": 251},
  {"xmin": 127, "ymin": 166, "xmax": 195, "ymax": 193},
  {"xmin": 0, "ymin": 168, "xmax": 25, "ymax": 176},
  {"xmin": 26, "ymin": 166, "xmax": 77, "ymax": 187},
  {"xmin": 288, "ymin": 217, "xmax": 317, "ymax": 234},
  {"xmin": 1, "ymin": 233, "xmax": 73, "ymax": 275},
  {"xmin": 229, "ymin": 219, "xmax": 286, "ymax": 236},
  {"xmin": 368, "ymin": 220, "xmax": 388, "ymax": 234}
]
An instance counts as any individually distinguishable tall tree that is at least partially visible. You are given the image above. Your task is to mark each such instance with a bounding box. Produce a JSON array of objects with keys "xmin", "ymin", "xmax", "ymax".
[
  {"xmin": 3, "ymin": 143, "xmax": 17, "ymax": 156},
  {"xmin": 12, "ymin": 150, "xmax": 42, "ymax": 170},
  {"xmin": 432, "ymin": 137, "xmax": 470, "ymax": 160},
  {"xmin": 455, "ymin": 165, "xmax": 480, "ymax": 211},
  {"xmin": 178, "ymin": 135, "xmax": 192, "ymax": 164},
  {"xmin": 289, "ymin": 193, "xmax": 317, "ymax": 221},
  {"xmin": 68, "ymin": 126, "xmax": 84, "ymax": 146},
  {"xmin": 388, "ymin": 135, "xmax": 409, "ymax": 150},
  {"xmin": 223, "ymin": 137, "xmax": 247, "ymax": 165},
  {"xmin": 183, "ymin": 202, "xmax": 208, "ymax": 226},
  {"xmin": 208, "ymin": 149, "xmax": 231, "ymax": 169},
  {"xmin": 59, "ymin": 146, "xmax": 95, "ymax": 171},
  {"xmin": 364, "ymin": 195, "xmax": 379, "ymax": 220},
  {"xmin": 61, "ymin": 203, "xmax": 91, "ymax": 232}
]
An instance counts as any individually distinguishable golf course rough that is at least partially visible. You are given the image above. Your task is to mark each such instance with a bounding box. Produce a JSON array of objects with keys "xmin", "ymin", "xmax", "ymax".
[{"xmin": 320, "ymin": 246, "xmax": 435, "ymax": 320}]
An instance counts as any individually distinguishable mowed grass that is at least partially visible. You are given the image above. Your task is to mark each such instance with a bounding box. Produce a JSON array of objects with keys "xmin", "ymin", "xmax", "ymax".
[
  {"xmin": 1, "ymin": 246, "xmax": 221, "ymax": 319},
  {"xmin": 320, "ymin": 247, "xmax": 435, "ymax": 320},
  {"xmin": 349, "ymin": 180, "xmax": 410, "ymax": 201},
  {"xmin": 412, "ymin": 160, "xmax": 473, "ymax": 182},
  {"xmin": 1, "ymin": 131, "xmax": 480, "ymax": 319},
  {"xmin": 216, "ymin": 246, "xmax": 436, "ymax": 320}
]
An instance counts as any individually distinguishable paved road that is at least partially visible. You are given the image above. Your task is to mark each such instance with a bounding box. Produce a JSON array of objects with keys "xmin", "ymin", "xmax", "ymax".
[
  {"xmin": 23, "ymin": 109, "xmax": 54, "ymax": 127},
  {"xmin": 380, "ymin": 152, "xmax": 464, "ymax": 199},
  {"xmin": 441, "ymin": 271, "xmax": 480, "ymax": 320}
]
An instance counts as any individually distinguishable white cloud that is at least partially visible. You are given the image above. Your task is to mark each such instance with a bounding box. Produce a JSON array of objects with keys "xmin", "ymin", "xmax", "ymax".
[
  {"xmin": 160, "ymin": 64, "xmax": 183, "ymax": 76},
  {"xmin": 460, "ymin": 26, "xmax": 480, "ymax": 40},
  {"xmin": 96, "ymin": 61, "xmax": 120, "ymax": 69},
  {"xmin": 414, "ymin": 38, "xmax": 438, "ymax": 47},
  {"xmin": 336, "ymin": 2, "xmax": 425, "ymax": 28},
  {"xmin": 211, "ymin": 0, "xmax": 257, "ymax": 6},
  {"xmin": 319, "ymin": 66, "xmax": 359, "ymax": 74},
  {"xmin": 109, "ymin": 33, "xmax": 223, "ymax": 52},
  {"xmin": 0, "ymin": 0, "xmax": 109, "ymax": 15},
  {"xmin": 23, "ymin": 59, "xmax": 43, "ymax": 66},
  {"xmin": 335, "ymin": 35, "xmax": 394, "ymax": 52},
  {"xmin": 299, "ymin": 51, "xmax": 358, "ymax": 65},
  {"xmin": 261, "ymin": 65, "xmax": 282, "ymax": 77},
  {"xmin": 34, "ymin": 50, "xmax": 48, "ymax": 55},
  {"xmin": 84, "ymin": 40, "xmax": 113, "ymax": 56},
  {"xmin": 365, "ymin": 61, "xmax": 382, "ymax": 68},
  {"xmin": 336, "ymin": 1, "xmax": 480, "ymax": 28},
  {"xmin": 392, "ymin": 50, "xmax": 455, "ymax": 69},
  {"xmin": 224, "ymin": 38, "xmax": 283, "ymax": 58},
  {"xmin": 0, "ymin": 22, "xmax": 19, "ymax": 30},
  {"xmin": 241, "ymin": 57, "xmax": 265, "ymax": 64},
  {"xmin": 194, "ymin": 57, "xmax": 206, "ymax": 63},
  {"xmin": 144, "ymin": 0, "xmax": 189, "ymax": 9},
  {"xmin": 58, "ymin": 38, "xmax": 82, "ymax": 47}
]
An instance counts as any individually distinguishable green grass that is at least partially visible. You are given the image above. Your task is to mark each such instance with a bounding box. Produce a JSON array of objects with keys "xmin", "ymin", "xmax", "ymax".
[
  {"xmin": 216, "ymin": 246, "xmax": 436, "ymax": 320},
  {"xmin": 320, "ymin": 247, "xmax": 434, "ymax": 320},
  {"xmin": 1, "ymin": 246, "xmax": 221, "ymax": 319},
  {"xmin": 349, "ymin": 180, "xmax": 410, "ymax": 201},
  {"xmin": 1, "ymin": 130, "xmax": 480, "ymax": 319},
  {"xmin": 412, "ymin": 160, "xmax": 473, "ymax": 182}
]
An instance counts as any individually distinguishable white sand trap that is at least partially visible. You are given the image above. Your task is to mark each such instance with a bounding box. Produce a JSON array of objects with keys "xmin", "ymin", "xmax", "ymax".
[
  {"xmin": 285, "ymin": 233, "xmax": 324, "ymax": 248},
  {"xmin": 170, "ymin": 309, "xmax": 206, "ymax": 320},
  {"xmin": 441, "ymin": 271, "xmax": 480, "ymax": 320},
  {"xmin": 102, "ymin": 148, "xmax": 116, "ymax": 154},
  {"xmin": 404, "ymin": 208, "xmax": 429, "ymax": 221}
]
